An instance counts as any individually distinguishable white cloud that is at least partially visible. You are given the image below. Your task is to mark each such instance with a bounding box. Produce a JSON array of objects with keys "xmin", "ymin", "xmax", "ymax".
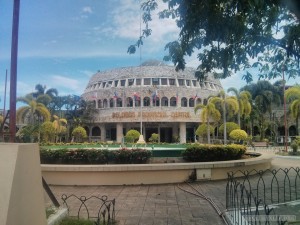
[
  {"xmin": 104, "ymin": 0, "xmax": 179, "ymax": 47},
  {"xmin": 82, "ymin": 6, "xmax": 93, "ymax": 14},
  {"xmin": 51, "ymin": 75, "xmax": 82, "ymax": 92},
  {"xmin": 80, "ymin": 70, "xmax": 95, "ymax": 78}
]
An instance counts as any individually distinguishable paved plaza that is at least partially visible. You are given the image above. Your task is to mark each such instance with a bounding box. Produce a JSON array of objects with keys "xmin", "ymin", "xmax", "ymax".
[{"xmin": 44, "ymin": 156, "xmax": 300, "ymax": 225}]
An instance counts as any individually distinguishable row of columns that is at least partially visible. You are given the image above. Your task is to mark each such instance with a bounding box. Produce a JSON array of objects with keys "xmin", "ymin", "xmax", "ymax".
[{"xmin": 88, "ymin": 122, "xmax": 187, "ymax": 144}]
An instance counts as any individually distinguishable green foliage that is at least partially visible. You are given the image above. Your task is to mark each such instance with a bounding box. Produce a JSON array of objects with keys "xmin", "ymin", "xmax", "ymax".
[
  {"xmin": 229, "ymin": 129, "xmax": 248, "ymax": 141},
  {"xmin": 149, "ymin": 133, "xmax": 159, "ymax": 143},
  {"xmin": 72, "ymin": 126, "xmax": 87, "ymax": 142},
  {"xmin": 133, "ymin": 0, "xmax": 300, "ymax": 81},
  {"xmin": 58, "ymin": 217, "xmax": 94, "ymax": 225},
  {"xmin": 41, "ymin": 121, "xmax": 56, "ymax": 142},
  {"xmin": 219, "ymin": 122, "xmax": 240, "ymax": 136},
  {"xmin": 16, "ymin": 124, "xmax": 40, "ymax": 143},
  {"xmin": 40, "ymin": 148, "xmax": 151, "ymax": 164},
  {"xmin": 182, "ymin": 144, "xmax": 246, "ymax": 162},
  {"xmin": 113, "ymin": 148, "xmax": 152, "ymax": 164},
  {"xmin": 125, "ymin": 129, "xmax": 140, "ymax": 143},
  {"xmin": 291, "ymin": 141, "xmax": 298, "ymax": 153},
  {"xmin": 195, "ymin": 124, "xmax": 214, "ymax": 137}
]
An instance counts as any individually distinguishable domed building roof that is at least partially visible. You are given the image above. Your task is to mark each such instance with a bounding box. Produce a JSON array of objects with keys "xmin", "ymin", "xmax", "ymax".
[{"xmin": 85, "ymin": 63, "xmax": 222, "ymax": 89}]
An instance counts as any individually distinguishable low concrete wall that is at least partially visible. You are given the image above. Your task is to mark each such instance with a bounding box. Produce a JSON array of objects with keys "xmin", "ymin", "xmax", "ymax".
[{"xmin": 41, "ymin": 153, "xmax": 272, "ymax": 185}]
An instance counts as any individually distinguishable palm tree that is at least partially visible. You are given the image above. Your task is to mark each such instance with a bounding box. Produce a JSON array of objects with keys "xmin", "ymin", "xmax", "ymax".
[
  {"xmin": 285, "ymin": 85, "xmax": 300, "ymax": 135},
  {"xmin": 17, "ymin": 94, "xmax": 51, "ymax": 124},
  {"xmin": 227, "ymin": 87, "xmax": 252, "ymax": 127},
  {"xmin": 52, "ymin": 115, "xmax": 67, "ymax": 142},
  {"xmin": 194, "ymin": 99, "xmax": 221, "ymax": 144},
  {"xmin": 33, "ymin": 84, "xmax": 58, "ymax": 99},
  {"xmin": 210, "ymin": 91, "xmax": 239, "ymax": 144}
]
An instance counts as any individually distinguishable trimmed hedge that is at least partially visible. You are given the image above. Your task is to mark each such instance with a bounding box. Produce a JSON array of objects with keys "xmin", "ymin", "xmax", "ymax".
[
  {"xmin": 40, "ymin": 148, "xmax": 151, "ymax": 164},
  {"xmin": 182, "ymin": 144, "xmax": 246, "ymax": 162}
]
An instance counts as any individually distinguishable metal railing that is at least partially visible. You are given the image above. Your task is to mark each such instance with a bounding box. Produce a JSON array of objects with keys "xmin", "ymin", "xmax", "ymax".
[
  {"xmin": 226, "ymin": 168, "xmax": 300, "ymax": 225},
  {"xmin": 61, "ymin": 194, "xmax": 115, "ymax": 225}
]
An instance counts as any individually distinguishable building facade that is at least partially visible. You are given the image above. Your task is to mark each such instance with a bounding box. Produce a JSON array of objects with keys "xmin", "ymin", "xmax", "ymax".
[{"xmin": 82, "ymin": 62, "xmax": 223, "ymax": 143}]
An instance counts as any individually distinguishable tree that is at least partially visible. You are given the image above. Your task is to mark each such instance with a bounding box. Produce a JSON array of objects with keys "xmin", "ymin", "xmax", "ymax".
[
  {"xmin": 33, "ymin": 84, "xmax": 58, "ymax": 99},
  {"xmin": 129, "ymin": 0, "xmax": 300, "ymax": 82},
  {"xmin": 195, "ymin": 124, "xmax": 214, "ymax": 140},
  {"xmin": 194, "ymin": 99, "xmax": 221, "ymax": 144},
  {"xmin": 227, "ymin": 88, "xmax": 252, "ymax": 127},
  {"xmin": 125, "ymin": 129, "xmax": 140, "ymax": 143},
  {"xmin": 219, "ymin": 122, "xmax": 240, "ymax": 137},
  {"xmin": 210, "ymin": 91, "xmax": 239, "ymax": 144},
  {"xmin": 40, "ymin": 121, "xmax": 55, "ymax": 142},
  {"xmin": 72, "ymin": 126, "xmax": 87, "ymax": 142},
  {"xmin": 285, "ymin": 85, "xmax": 300, "ymax": 135},
  {"xmin": 16, "ymin": 94, "xmax": 51, "ymax": 124},
  {"xmin": 52, "ymin": 115, "xmax": 67, "ymax": 142}
]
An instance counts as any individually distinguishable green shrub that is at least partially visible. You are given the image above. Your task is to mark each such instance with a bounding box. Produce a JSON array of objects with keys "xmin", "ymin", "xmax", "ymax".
[
  {"xmin": 291, "ymin": 141, "xmax": 298, "ymax": 153},
  {"xmin": 182, "ymin": 144, "xmax": 246, "ymax": 162},
  {"xmin": 195, "ymin": 124, "xmax": 214, "ymax": 137},
  {"xmin": 59, "ymin": 218, "xmax": 94, "ymax": 225},
  {"xmin": 40, "ymin": 148, "xmax": 151, "ymax": 164},
  {"xmin": 149, "ymin": 133, "xmax": 159, "ymax": 143},
  {"xmin": 113, "ymin": 148, "xmax": 152, "ymax": 164},
  {"xmin": 229, "ymin": 129, "xmax": 248, "ymax": 142},
  {"xmin": 72, "ymin": 126, "xmax": 87, "ymax": 142},
  {"xmin": 125, "ymin": 129, "xmax": 140, "ymax": 143}
]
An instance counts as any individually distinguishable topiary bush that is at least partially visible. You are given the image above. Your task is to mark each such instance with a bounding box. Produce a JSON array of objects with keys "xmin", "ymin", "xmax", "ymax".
[
  {"xmin": 72, "ymin": 126, "xmax": 87, "ymax": 142},
  {"xmin": 182, "ymin": 144, "xmax": 246, "ymax": 162},
  {"xmin": 149, "ymin": 133, "xmax": 159, "ymax": 143},
  {"xmin": 195, "ymin": 124, "xmax": 214, "ymax": 137},
  {"xmin": 125, "ymin": 129, "xmax": 140, "ymax": 143},
  {"xmin": 229, "ymin": 129, "xmax": 248, "ymax": 143}
]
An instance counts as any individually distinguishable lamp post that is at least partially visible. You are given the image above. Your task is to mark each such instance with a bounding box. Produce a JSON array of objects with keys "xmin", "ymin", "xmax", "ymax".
[{"xmin": 282, "ymin": 65, "xmax": 288, "ymax": 152}]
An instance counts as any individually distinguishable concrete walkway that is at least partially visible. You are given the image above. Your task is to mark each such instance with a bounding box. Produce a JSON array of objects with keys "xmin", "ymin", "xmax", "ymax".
[{"xmin": 44, "ymin": 157, "xmax": 299, "ymax": 225}]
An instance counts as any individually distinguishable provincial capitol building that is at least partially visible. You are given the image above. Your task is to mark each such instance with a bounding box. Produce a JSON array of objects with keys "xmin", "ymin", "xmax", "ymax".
[{"xmin": 82, "ymin": 61, "xmax": 223, "ymax": 143}]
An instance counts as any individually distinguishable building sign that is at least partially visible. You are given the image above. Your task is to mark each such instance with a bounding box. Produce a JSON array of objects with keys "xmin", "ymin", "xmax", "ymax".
[{"xmin": 111, "ymin": 111, "xmax": 190, "ymax": 119}]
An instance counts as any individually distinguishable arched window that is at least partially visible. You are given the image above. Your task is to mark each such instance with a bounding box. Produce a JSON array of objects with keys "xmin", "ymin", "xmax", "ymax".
[
  {"xmin": 161, "ymin": 97, "xmax": 168, "ymax": 106},
  {"xmin": 92, "ymin": 100, "xmax": 96, "ymax": 108},
  {"xmin": 170, "ymin": 97, "xmax": 177, "ymax": 107},
  {"xmin": 109, "ymin": 98, "xmax": 114, "ymax": 108},
  {"xmin": 98, "ymin": 99, "xmax": 102, "ymax": 108},
  {"xmin": 92, "ymin": 126, "xmax": 100, "ymax": 136},
  {"xmin": 189, "ymin": 98, "xmax": 194, "ymax": 107},
  {"xmin": 152, "ymin": 97, "xmax": 160, "ymax": 107},
  {"xmin": 143, "ymin": 97, "xmax": 150, "ymax": 107},
  {"xmin": 203, "ymin": 98, "xmax": 207, "ymax": 105},
  {"xmin": 116, "ymin": 97, "xmax": 122, "ymax": 107},
  {"xmin": 181, "ymin": 97, "xmax": 187, "ymax": 107},
  {"xmin": 103, "ymin": 99, "xmax": 108, "ymax": 108},
  {"xmin": 126, "ymin": 97, "xmax": 133, "ymax": 107}
]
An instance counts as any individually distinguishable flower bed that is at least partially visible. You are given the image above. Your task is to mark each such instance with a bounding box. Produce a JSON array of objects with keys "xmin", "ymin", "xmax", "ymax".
[{"xmin": 40, "ymin": 148, "xmax": 151, "ymax": 164}]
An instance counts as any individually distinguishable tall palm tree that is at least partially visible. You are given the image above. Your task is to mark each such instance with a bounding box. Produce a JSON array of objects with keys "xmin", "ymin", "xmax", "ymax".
[
  {"xmin": 285, "ymin": 85, "xmax": 300, "ymax": 135},
  {"xmin": 17, "ymin": 94, "xmax": 51, "ymax": 124},
  {"xmin": 194, "ymin": 99, "xmax": 221, "ymax": 144},
  {"xmin": 210, "ymin": 91, "xmax": 239, "ymax": 144},
  {"xmin": 33, "ymin": 84, "xmax": 58, "ymax": 99},
  {"xmin": 52, "ymin": 115, "xmax": 67, "ymax": 142},
  {"xmin": 227, "ymin": 87, "xmax": 252, "ymax": 127}
]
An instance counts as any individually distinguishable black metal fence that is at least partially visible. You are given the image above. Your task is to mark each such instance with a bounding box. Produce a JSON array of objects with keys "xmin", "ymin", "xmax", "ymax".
[
  {"xmin": 61, "ymin": 194, "xmax": 115, "ymax": 225},
  {"xmin": 226, "ymin": 168, "xmax": 300, "ymax": 225}
]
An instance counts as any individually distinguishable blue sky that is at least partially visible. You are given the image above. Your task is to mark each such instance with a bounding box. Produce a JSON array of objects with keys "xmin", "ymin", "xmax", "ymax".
[{"xmin": 0, "ymin": 0, "xmax": 298, "ymax": 110}]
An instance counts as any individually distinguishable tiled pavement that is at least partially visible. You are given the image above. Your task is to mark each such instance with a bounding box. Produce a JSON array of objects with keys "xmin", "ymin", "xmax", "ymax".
[{"xmin": 44, "ymin": 157, "xmax": 299, "ymax": 225}]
